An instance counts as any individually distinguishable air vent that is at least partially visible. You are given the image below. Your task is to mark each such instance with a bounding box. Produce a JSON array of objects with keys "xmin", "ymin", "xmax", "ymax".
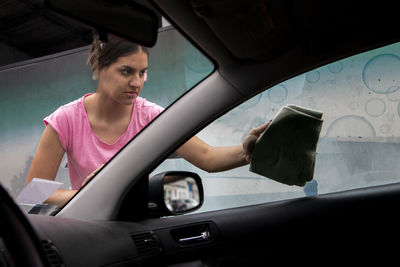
[
  {"xmin": 41, "ymin": 240, "xmax": 64, "ymax": 267},
  {"xmin": 131, "ymin": 232, "xmax": 161, "ymax": 257}
]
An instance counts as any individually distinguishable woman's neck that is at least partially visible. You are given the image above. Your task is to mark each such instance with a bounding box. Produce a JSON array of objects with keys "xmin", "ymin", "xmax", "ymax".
[{"xmin": 84, "ymin": 93, "xmax": 133, "ymax": 124}]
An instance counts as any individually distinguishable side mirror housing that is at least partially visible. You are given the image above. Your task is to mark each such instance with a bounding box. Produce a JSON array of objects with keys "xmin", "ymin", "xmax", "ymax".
[{"xmin": 148, "ymin": 171, "xmax": 204, "ymax": 217}]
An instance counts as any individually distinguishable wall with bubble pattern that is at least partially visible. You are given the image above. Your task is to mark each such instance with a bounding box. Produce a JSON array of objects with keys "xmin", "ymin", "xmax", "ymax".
[{"xmin": 153, "ymin": 42, "xmax": 400, "ymax": 212}]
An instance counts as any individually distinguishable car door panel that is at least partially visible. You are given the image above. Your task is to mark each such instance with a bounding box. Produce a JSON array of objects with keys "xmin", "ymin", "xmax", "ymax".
[
  {"xmin": 28, "ymin": 182, "xmax": 399, "ymax": 266},
  {"xmin": 142, "ymin": 182, "xmax": 400, "ymax": 265}
]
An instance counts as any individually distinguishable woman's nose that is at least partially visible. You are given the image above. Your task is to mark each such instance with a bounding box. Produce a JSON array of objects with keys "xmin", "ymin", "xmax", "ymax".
[{"xmin": 129, "ymin": 74, "xmax": 142, "ymax": 87}]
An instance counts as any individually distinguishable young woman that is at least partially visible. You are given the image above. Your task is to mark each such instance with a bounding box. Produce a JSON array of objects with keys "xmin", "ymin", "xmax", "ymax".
[{"xmin": 26, "ymin": 34, "xmax": 269, "ymax": 206}]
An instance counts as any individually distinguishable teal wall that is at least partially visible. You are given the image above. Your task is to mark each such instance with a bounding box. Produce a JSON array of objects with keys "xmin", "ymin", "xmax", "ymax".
[
  {"xmin": 0, "ymin": 28, "xmax": 213, "ymax": 198},
  {"xmin": 0, "ymin": 49, "xmax": 95, "ymax": 196}
]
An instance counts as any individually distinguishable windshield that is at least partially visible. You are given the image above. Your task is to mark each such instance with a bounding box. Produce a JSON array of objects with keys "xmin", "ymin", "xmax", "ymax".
[{"xmin": 0, "ymin": 13, "xmax": 213, "ymax": 214}]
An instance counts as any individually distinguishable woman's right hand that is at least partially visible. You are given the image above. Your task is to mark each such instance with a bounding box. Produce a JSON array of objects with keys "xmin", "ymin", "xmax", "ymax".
[
  {"xmin": 242, "ymin": 121, "xmax": 271, "ymax": 163},
  {"xmin": 82, "ymin": 164, "xmax": 105, "ymax": 186}
]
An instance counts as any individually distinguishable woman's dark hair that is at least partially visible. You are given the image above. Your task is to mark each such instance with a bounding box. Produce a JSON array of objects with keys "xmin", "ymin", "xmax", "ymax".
[{"xmin": 88, "ymin": 32, "xmax": 149, "ymax": 79}]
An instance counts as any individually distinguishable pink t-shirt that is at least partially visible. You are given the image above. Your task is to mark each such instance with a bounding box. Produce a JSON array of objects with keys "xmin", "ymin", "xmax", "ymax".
[{"xmin": 44, "ymin": 94, "xmax": 163, "ymax": 190}]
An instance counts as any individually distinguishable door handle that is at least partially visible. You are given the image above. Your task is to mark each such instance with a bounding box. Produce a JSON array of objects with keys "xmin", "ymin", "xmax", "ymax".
[{"xmin": 178, "ymin": 231, "xmax": 210, "ymax": 243}]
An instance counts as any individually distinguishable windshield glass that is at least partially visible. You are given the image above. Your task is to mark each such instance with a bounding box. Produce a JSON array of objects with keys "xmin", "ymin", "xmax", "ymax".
[{"xmin": 0, "ymin": 12, "xmax": 213, "ymax": 214}]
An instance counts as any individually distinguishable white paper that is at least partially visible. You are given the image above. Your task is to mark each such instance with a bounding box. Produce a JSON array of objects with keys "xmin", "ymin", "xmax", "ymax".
[{"xmin": 16, "ymin": 178, "xmax": 63, "ymax": 205}]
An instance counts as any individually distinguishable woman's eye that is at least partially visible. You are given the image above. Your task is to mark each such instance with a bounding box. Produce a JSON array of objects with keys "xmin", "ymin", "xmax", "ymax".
[{"xmin": 120, "ymin": 69, "xmax": 129, "ymax": 75}]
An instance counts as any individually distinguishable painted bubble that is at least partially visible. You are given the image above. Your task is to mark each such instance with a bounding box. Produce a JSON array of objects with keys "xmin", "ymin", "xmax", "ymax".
[
  {"xmin": 304, "ymin": 84, "xmax": 312, "ymax": 91},
  {"xmin": 306, "ymin": 70, "xmax": 320, "ymax": 83},
  {"xmin": 386, "ymin": 86, "xmax": 400, "ymax": 101},
  {"xmin": 267, "ymin": 84, "xmax": 287, "ymax": 103},
  {"xmin": 283, "ymin": 74, "xmax": 306, "ymax": 99},
  {"xmin": 362, "ymin": 54, "xmax": 400, "ymax": 94},
  {"xmin": 238, "ymin": 93, "xmax": 262, "ymax": 109},
  {"xmin": 398, "ymin": 102, "xmax": 400, "ymax": 117},
  {"xmin": 325, "ymin": 115, "xmax": 376, "ymax": 138},
  {"xmin": 365, "ymin": 98, "xmax": 386, "ymax": 117},
  {"xmin": 328, "ymin": 61, "xmax": 343, "ymax": 74}
]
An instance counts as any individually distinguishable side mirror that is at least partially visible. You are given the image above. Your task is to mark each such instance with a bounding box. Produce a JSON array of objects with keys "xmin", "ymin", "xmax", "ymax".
[{"xmin": 148, "ymin": 171, "xmax": 204, "ymax": 217}]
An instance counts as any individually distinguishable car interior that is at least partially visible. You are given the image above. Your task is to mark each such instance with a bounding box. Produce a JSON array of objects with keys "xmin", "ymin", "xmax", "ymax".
[{"xmin": 1, "ymin": 0, "xmax": 400, "ymax": 266}]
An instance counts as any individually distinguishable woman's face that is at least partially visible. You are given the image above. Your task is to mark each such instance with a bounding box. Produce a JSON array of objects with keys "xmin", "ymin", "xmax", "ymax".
[{"xmin": 97, "ymin": 49, "xmax": 148, "ymax": 106}]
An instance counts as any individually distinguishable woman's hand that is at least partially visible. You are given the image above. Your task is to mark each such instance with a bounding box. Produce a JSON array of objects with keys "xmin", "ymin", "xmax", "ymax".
[
  {"xmin": 45, "ymin": 164, "xmax": 104, "ymax": 207},
  {"xmin": 82, "ymin": 164, "xmax": 105, "ymax": 186},
  {"xmin": 242, "ymin": 121, "xmax": 271, "ymax": 163}
]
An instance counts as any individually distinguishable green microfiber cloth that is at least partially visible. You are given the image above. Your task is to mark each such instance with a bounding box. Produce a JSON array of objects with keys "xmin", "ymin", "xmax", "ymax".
[{"xmin": 249, "ymin": 104, "xmax": 323, "ymax": 186}]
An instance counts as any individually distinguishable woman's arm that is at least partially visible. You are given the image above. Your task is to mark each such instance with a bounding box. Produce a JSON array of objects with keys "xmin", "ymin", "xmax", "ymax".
[
  {"xmin": 26, "ymin": 125, "xmax": 76, "ymax": 206},
  {"xmin": 177, "ymin": 137, "xmax": 246, "ymax": 172},
  {"xmin": 177, "ymin": 122, "xmax": 270, "ymax": 172}
]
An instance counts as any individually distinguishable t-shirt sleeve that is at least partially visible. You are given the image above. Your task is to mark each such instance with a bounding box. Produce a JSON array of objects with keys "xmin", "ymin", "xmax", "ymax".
[
  {"xmin": 43, "ymin": 106, "xmax": 70, "ymax": 151},
  {"xmin": 149, "ymin": 103, "xmax": 164, "ymax": 120}
]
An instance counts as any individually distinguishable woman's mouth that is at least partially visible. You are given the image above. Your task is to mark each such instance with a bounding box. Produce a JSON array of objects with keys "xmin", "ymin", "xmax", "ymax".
[{"xmin": 125, "ymin": 91, "xmax": 137, "ymax": 98}]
